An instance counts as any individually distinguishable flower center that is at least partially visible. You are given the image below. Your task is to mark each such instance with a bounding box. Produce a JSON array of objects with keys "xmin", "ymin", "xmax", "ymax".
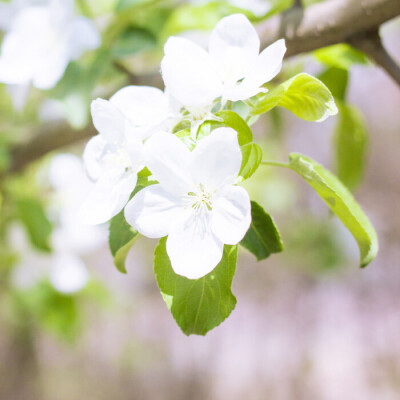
[
  {"xmin": 185, "ymin": 184, "xmax": 214, "ymax": 215},
  {"xmin": 104, "ymin": 147, "xmax": 132, "ymax": 175}
]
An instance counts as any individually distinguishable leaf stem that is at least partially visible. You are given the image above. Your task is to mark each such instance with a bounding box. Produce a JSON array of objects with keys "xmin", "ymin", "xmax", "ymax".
[{"xmin": 261, "ymin": 160, "xmax": 291, "ymax": 169}]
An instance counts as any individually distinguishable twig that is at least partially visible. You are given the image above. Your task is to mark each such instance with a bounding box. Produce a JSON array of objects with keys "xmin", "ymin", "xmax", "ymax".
[
  {"xmin": 258, "ymin": 0, "xmax": 400, "ymax": 58},
  {"xmin": 348, "ymin": 29, "xmax": 400, "ymax": 86}
]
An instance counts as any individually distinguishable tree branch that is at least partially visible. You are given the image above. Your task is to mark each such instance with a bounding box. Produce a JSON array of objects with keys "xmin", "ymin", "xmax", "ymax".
[
  {"xmin": 5, "ymin": 0, "xmax": 400, "ymax": 175},
  {"xmin": 7, "ymin": 122, "xmax": 96, "ymax": 174},
  {"xmin": 348, "ymin": 29, "xmax": 400, "ymax": 85},
  {"xmin": 257, "ymin": 0, "xmax": 400, "ymax": 57}
]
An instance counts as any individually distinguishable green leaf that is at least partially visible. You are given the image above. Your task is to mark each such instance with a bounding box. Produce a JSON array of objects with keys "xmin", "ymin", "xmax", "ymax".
[
  {"xmin": 250, "ymin": 73, "xmax": 338, "ymax": 122},
  {"xmin": 314, "ymin": 44, "xmax": 369, "ymax": 70},
  {"xmin": 240, "ymin": 201, "xmax": 283, "ymax": 261},
  {"xmin": 112, "ymin": 27, "xmax": 156, "ymax": 58},
  {"xmin": 318, "ymin": 67, "xmax": 349, "ymax": 101},
  {"xmin": 154, "ymin": 238, "xmax": 238, "ymax": 336},
  {"xmin": 116, "ymin": 0, "xmax": 154, "ymax": 11},
  {"xmin": 198, "ymin": 111, "xmax": 253, "ymax": 146},
  {"xmin": 288, "ymin": 153, "xmax": 378, "ymax": 267},
  {"xmin": 215, "ymin": 110, "xmax": 253, "ymax": 145},
  {"xmin": 334, "ymin": 102, "xmax": 368, "ymax": 191},
  {"xmin": 109, "ymin": 210, "xmax": 139, "ymax": 274},
  {"xmin": 16, "ymin": 198, "xmax": 52, "ymax": 252},
  {"xmin": 239, "ymin": 143, "xmax": 263, "ymax": 180}
]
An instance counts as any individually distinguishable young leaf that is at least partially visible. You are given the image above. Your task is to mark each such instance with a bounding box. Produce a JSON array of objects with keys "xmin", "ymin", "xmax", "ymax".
[
  {"xmin": 250, "ymin": 73, "xmax": 338, "ymax": 122},
  {"xmin": 318, "ymin": 67, "xmax": 349, "ymax": 101},
  {"xmin": 334, "ymin": 102, "xmax": 368, "ymax": 191},
  {"xmin": 112, "ymin": 27, "xmax": 156, "ymax": 58},
  {"xmin": 154, "ymin": 238, "xmax": 238, "ymax": 336},
  {"xmin": 215, "ymin": 110, "xmax": 253, "ymax": 145},
  {"xmin": 239, "ymin": 143, "xmax": 263, "ymax": 180},
  {"xmin": 240, "ymin": 201, "xmax": 283, "ymax": 261},
  {"xmin": 198, "ymin": 111, "xmax": 253, "ymax": 146},
  {"xmin": 109, "ymin": 210, "xmax": 139, "ymax": 274},
  {"xmin": 16, "ymin": 198, "xmax": 52, "ymax": 252},
  {"xmin": 288, "ymin": 153, "xmax": 378, "ymax": 268},
  {"xmin": 314, "ymin": 44, "xmax": 369, "ymax": 70}
]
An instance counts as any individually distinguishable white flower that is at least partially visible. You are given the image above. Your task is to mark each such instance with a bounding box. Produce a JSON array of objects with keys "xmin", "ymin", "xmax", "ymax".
[
  {"xmin": 0, "ymin": 0, "xmax": 100, "ymax": 90},
  {"xmin": 108, "ymin": 85, "xmax": 172, "ymax": 139},
  {"xmin": 124, "ymin": 128, "xmax": 251, "ymax": 279},
  {"xmin": 81, "ymin": 98, "xmax": 142, "ymax": 225},
  {"xmin": 81, "ymin": 86, "xmax": 174, "ymax": 224},
  {"xmin": 161, "ymin": 13, "xmax": 286, "ymax": 115}
]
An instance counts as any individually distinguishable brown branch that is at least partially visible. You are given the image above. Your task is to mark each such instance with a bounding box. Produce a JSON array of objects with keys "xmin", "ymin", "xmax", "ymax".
[
  {"xmin": 348, "ymin": 29, "xmax": 400, "ymax": 85},
  {"xmin": 8, "ymin": 122, "xmax": 96, "ymax": 174},
  {"xmin": 5, "ymin": 0, "xmax": 400, "ymax": 176},
  {"xmin": 258, "ymin": 0, "xmax": 400, "ymax": 56}
]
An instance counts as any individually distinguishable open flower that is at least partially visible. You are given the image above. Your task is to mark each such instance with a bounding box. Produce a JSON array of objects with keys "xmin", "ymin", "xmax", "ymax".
[
  {"xmin": 108, "ymin": 85, "xmax": 173, "ymax": 139},
  {"xmin": 0, "ymin": 0, "xmax": 100, "ymax": 90},
  {"xmin": 81, "ymin": 98, "xmax": 143, "ymax": 225},
  {"xmin": 124, "ymin": 128, "xmax": 251, "ymax": 279},
  {"xmin": 161, "ymin": 13, "xmax": 286, "ymax": 116},
  {"xmin": 81, "ymin": 85, "xmax": 174, "ymax": 224}
]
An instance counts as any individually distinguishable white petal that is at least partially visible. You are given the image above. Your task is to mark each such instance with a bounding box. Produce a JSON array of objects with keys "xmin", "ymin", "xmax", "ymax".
[
  {"xmin": 144, "ymin": 132, "xmax": 192, "ymax": 196},
  {"xmin": 32, "ymin": 48, "xmax": 69, "ymax": 90},
  {"xmin": 241, "ymin": 39, "xmax": 286, "ymax": 91},
  {"xmin": 50, "ymin": 253, "xmax": 89, "ymax": 294},
  {"xmin": 0, "ymin": 3, "xmax": 15, "ymax": 31},
  {"xmin": 161, "ymin": 36, "xmax": 221, "ymax": 109},
  {"xmin": 191, "ymin": 127, "xmax": 242, "ymax": 191},
  {"xmin": 209, "ymin": 14, "xmax": 259, "ymax": 86},
  {"xmin": 91, "ymin": 98, "xmax": 125, "ymax": 143},
  {"xmin": 66, "ymin": 17, "xmax": 101, "ymax": 60},
  {"xmin": 166, "ymin": 218, "xmax": 224, "ymax": 279},
  {"xmin": 211, "ymin": 185, "xmax": 251, "ymax": 244},
  {"xmin": 221, "ymin": 84, "xmax": 266, "ymax": 102},
  {"xmin": 80, "ymin": 172, "xmax": 137, "ymax": 225},
  {"xmin": 83, "ymin": 135, "xmax": 107, "ymax": 181},
  {"xmin": 124, "ymin": 185, "xmax": 182, "ymax": 238},
  {"xmin": 110, "ymin": 86, "xmax": 170, "ymax": 135}
]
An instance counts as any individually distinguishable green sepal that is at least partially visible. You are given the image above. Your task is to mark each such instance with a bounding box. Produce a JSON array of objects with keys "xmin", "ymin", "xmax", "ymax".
[
  {"xmin": 154, "ymin": 238, "xmax": 238, "ymax": 336},
  {"xmin": 240, "ymin": 201, "xmax": 283, "ymax": 261}
]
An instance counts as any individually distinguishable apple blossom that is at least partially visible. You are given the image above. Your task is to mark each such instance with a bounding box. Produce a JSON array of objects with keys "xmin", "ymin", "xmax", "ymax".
[
  {"xmin": 0, "ymin": 0, "xmax": 100, "ymax": 90},
  {"xmin": 81, "ymin": 85, "xmax": 177, "ymax": 224},
  {"xmin": 161, "ymin": 13, "xmax": 286, "ymax": 117},
  {"xmin": 108, "ymin": 85, "xmax": 173, "ymax": 140},
  {"xmin": 81, "ymin": 99, "xmax": 142, "ymax": 225},
  {"xmin": 124, "ymin": 127, "xmax": 251, "ymax": 279}
]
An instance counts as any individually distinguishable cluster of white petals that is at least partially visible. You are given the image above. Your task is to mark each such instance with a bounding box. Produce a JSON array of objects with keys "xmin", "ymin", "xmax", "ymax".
[
  {"xmin": 0, "ymin": 0, "xmax": 100, "ymax": 90},
  {"xmin": 125, "ymin": 129, "xmax": 251, "ymax": 279},
  {"xmin": 161, "ymin": 13, "xmax": 286, "ymax": 116},
  {"xmin": 82, "ymin": 86, "xmax": 172, "ymax": 225},
  {"xmin": 83, "ymin": 14, "xmax": 286, "ymax": 279}
]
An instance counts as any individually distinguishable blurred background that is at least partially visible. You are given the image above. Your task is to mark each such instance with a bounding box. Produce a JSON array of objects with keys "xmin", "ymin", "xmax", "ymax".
[{"xmin": 0, "ymin": 0, "xmax": 399, "ymax": 399}]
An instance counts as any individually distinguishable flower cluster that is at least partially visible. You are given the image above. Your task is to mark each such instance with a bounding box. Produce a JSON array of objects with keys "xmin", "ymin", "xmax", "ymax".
[
  {"xmin": 83, "ymin": 14, "xmax": 286, "ymax": 279},
  {"xmin": 0, "ymin": 0, "xmax": 100, "ymax": 90}
]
